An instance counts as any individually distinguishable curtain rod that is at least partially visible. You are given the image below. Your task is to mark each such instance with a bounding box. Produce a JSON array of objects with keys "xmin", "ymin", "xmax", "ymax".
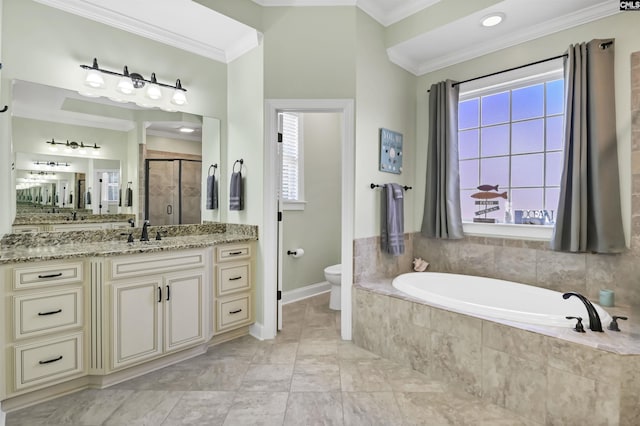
[{"xmin": 427, "ymin": 41, "xmax": 614, "ymax": 92}]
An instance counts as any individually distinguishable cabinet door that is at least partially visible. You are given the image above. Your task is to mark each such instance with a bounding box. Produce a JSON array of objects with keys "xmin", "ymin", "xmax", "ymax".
[
  {"xmin": 164, "ymin": 270, "xmax": 206, "ymax": 353},
  {"xmin": 111, "ymin": 278, "xmax": 163, "ymax": 370}
]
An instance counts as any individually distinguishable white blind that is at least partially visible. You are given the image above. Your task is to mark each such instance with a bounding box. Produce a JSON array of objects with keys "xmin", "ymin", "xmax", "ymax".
[{"xmin": 281, "ymin": 113, "xmax": 299, "ymax": 201}]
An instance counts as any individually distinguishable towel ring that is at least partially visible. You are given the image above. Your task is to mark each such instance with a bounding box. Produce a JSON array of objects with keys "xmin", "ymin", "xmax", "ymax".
[
  {"xmin": 208, "ymin": 164, "xmax": 218, "ymax": 177},
  {"xmin": 233, "ymin": 159, "xmax": 244, "ymax": 173}
]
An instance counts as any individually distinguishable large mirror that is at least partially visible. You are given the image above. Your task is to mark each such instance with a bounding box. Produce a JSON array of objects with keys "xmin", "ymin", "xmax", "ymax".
[{"xmin": 11, "ymin": 79, "xmax": 221, "ymax": 230}]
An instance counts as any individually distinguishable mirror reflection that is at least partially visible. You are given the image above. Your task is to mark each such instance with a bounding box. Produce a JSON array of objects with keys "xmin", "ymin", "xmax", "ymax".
[{"xmin": 11, "ymin": 80, "xmax": 219, "ymax": 232}]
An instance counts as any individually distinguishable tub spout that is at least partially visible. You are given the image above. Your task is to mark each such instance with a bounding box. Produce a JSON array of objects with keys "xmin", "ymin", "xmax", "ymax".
[{"xmin": 562, "ymin": 292, "xmax": 603, "ymax": 332}]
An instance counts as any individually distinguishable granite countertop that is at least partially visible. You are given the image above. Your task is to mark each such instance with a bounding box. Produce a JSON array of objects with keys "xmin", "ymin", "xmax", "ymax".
[
  {"xmin": 0, "ymin": 223, "xmax": 258, "ymax": 264},
  {"xmin": 13, "ymin": 213, "xmax": 135, "ymax": 225},
  {"xmin": 355, "ymin": 280, "xmax": 640, "ymax": 356}
]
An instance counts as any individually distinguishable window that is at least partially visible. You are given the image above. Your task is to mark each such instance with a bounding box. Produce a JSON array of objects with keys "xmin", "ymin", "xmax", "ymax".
[
  {"xmin": 280, "ymin": 112, "xmax": 305, "ymax": 209},
  {"xmin": 458, "ymin": 67, "xmax": 564, "ymax": 233}
]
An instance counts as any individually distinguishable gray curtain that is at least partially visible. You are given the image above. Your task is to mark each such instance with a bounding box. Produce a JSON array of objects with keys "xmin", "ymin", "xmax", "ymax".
[
  {"xmin": 421, "ymin": 80, "xmax": 464, "ymax": 239},
  {"xmin": 551, "ymin": 39, "xmax": 625, "ymax": 253}
]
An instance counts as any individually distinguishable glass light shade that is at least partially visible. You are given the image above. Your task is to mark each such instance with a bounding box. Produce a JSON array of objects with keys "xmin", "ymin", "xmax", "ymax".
[
  {"xmin": 481, "ymin": 14, "xmax": 504, "ymax": 27},
  {"xmin": 146, "ymin": 83, "xmax": 162, "ymax": 100},
  {"xmin": 171, "ymin": 89, "xmax": 187, "ymax": 105},
  {"xmin": 85, "ymin": 69, "xmax": 105, "ymax": 88},
  {"xmin": 117, "ymin": 76, "xmax": 135, "ymax": 94}
]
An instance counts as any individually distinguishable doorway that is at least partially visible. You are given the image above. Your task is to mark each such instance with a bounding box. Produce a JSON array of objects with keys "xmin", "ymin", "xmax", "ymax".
[
  {"xmin": 145, "ymin": 159, "xmax": 202, "ymax": 225},
  {"xmin": 263, "ymin": 99, "xmax": 355, "ymax": 341},
  {"xmin": 277, "ymin": 112, "xmax": 342, "ymax": 331}
]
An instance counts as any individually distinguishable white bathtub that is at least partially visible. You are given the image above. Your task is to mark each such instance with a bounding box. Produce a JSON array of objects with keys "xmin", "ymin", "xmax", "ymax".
[{"xmin": 392, "ymin": 272, "xmax": 612, "ymax": 328}]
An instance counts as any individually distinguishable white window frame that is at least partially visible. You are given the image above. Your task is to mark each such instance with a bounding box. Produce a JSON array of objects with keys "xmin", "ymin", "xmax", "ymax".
[
  {"xmin": 280, "ymin": 112, "xmax": 306, "ymax": 210},
  {"xmin": 457, "ymin": 59, "xmax": 564, "ymax": 241}
]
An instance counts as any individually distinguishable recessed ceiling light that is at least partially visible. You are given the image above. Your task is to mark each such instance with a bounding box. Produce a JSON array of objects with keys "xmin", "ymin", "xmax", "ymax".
[
  {"xmin": 179, "ymin": 127, "xmax": 195, "ymax": 133},
  {"xmin": 481, "ymin": 13, "xmax": 504, "ymax": 27}
]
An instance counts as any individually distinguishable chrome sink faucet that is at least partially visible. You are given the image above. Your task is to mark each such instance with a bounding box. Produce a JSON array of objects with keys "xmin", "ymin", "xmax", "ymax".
[
  {"xmin": 141, "ymin": 220, "xmax": 150, "ymax": 242},
  {"xmin": 563, "ymin": 292, "xmax": 603, "ymax": 332}
]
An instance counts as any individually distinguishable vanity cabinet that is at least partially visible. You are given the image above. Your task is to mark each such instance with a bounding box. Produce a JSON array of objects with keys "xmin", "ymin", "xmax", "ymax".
[
  {"xmin": 3, "ymin": 260, "xmax": 87, "ymax": 395},
  {"xmin": 214, "ymin": 243, "xmax": 255, "ymax": 333},
  {"xmin": 106, "ymin": 249, "xmax": 207, "ymax": 371}
]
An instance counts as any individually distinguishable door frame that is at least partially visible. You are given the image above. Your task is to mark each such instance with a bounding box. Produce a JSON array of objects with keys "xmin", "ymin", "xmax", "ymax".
[{"xmin": 263, "ymin": 99, "xmax": 355, "ymax": 340}]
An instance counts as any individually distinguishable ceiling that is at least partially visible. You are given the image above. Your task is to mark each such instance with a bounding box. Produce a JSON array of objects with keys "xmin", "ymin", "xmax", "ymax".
[{"xmin": 32, "ymin": 0, "xmax": 619, "ymax": 77}]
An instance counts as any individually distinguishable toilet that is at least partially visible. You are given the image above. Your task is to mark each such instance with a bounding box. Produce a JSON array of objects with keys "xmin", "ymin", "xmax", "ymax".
[{"xmin": 324, "ymin": 264, "xmax": 342, "ymax": 310}]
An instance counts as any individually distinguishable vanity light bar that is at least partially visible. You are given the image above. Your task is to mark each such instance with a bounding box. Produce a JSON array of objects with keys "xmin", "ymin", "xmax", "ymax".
[
  {"xmin": 46, "ymin": 138, "xmax": 100, "ymax": 150},
  {"xmin": 34, "ymin": 161, "xmax": 70, "ymax": 167},
  {"xmin": 80, "ymin": 58, "xmax": 187, "ymax": 94}
]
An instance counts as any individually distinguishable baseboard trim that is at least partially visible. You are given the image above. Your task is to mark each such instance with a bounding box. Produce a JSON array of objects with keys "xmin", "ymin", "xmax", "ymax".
[
  {"xmin": 282, "ymin": 281, "xmax": 331, "ymax": 305},
  {"xmin": 249, "ymin": 322, "xmax": 266, "ymax": 340}
]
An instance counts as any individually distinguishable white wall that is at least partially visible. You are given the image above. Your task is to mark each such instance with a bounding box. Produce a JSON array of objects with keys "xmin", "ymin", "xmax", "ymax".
[
  {"xmin": 226, "ymin": 44, "xmax": 265, "ymax": 323},
  {"xmin": 282, "ymin": 113, "xmax": 342, "ymax": 292},
  {"xmin": 414, "ymin": 12, "xmax": 640, "ymax": 242},
  {"xmin": 146, "ymin": 135, "xmax": 202, "ymax": 157}
]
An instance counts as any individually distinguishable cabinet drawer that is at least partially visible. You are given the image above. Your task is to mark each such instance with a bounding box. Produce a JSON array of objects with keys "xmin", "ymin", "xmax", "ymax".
[
  {"xmin": 50, "ymin": 223, "xmax": 104, "ymax": 232},
  {"xmin": 217, "ymin": 294, "xmax": 252, "ymax": 332},
  {"xmin": 13, "ymin": 261, "xmax": 84, "ymax": 290},
  {"xmin": 217, "ymin": 262, "xmax": 251, "ymax": 296},
  {"xmin": 217, "ymin": 244, "xmax": 251, "ymax": 262},
  {"xmin": 14, "ymin": 333, "xmax": 84, "ymax": 391},
  {"xmin": 108, "ymin": 250, "xmax": 206, "ymax": 280},
  {"xmin": 14, "ymin": 288, "xmax": 83, "ymax": 340}
]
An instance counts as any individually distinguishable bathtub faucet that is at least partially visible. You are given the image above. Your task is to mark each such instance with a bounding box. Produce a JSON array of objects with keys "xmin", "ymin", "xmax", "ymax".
[{"xmin": 562, "ymin": 292, "xmax": 603, "ymax": 332}]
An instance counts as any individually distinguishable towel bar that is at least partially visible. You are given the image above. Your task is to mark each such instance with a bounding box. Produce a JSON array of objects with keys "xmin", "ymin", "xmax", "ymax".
[
  {"xmin": 370, "ymin": 183, "xmax": 412, "ymax": 191},
  {"xmin": 208, "ymin": 164, "xmax": 218, "ymax": 176}
]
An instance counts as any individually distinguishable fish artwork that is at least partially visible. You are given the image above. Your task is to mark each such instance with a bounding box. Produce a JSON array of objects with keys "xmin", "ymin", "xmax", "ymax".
[
  {"xmin": 471, "ymin": 191, "xmax": 508, "ymax": 200},
  {"xmin": 477, "ymin": 184, "xmax": 499, "ymax": 191}
]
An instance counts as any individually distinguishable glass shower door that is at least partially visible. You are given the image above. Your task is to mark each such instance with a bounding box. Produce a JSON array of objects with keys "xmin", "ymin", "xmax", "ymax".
[{"xmin": 146, "ymin": 159, "xmax": 201, "ymax": 225}]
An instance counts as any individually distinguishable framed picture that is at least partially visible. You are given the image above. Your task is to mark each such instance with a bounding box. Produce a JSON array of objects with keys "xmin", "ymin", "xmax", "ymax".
[{"xmin": 379, "ymin": 128, "xmax": 403, "ymax": 174}]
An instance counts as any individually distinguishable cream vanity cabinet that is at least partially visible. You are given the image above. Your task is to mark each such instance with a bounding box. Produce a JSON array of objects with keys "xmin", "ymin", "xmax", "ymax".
[
  {"xmin": 214, "ymin": 243, "xmax": 255, "ymax": 333},
  {"xmin": 3, "ymin": 260, "xmax": 87, "ymax": 396},
  {"xmin": 105, "ymin": 249, "xmax": 207, "ymax": 371}
]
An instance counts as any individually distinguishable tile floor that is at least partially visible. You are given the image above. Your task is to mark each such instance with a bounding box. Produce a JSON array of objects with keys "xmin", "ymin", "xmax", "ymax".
[{"xmin": 6, "ymin": 293, "xmax": 534, "ymax": 425}]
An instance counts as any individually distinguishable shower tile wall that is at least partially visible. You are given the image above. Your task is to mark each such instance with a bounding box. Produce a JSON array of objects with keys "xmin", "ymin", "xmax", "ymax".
[{"xmin": 354, "ymin": 53, "xmax": 640, "ymax": 308}]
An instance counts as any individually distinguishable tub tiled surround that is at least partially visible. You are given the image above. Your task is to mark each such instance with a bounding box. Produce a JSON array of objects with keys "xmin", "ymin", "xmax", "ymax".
[
  {"xmin": 353, "ymin": 285, "xmax": 640, "ymax": 425},
  {"xmin": 353, "ymin": 234, "xmax": 414, "ymax": 283}
]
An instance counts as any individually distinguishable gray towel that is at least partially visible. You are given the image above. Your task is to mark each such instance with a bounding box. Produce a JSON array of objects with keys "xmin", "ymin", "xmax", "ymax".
[
  {"xmin": 381, "ymin": 183, "xmax": 404, "ymax": 256},
  {"xmin": 206, "ymin": 175, "xmax": 218, "ymax": 210},
  {"xmin": 86, "ymin": 191, "xmax": 91, "ymax": 205},
  {"xmin": 230, "ymin": 172, "xmax": 243, "ymax": 211},
  {"xmin": 126, "ymin": 188, "xmax": 133, "ymax": 207}
]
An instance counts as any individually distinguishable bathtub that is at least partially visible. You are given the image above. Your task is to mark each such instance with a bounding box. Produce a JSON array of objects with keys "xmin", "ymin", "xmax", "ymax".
[{"xmin": 392, "ymin": 272, "xmax": 612, "ymax": 328}]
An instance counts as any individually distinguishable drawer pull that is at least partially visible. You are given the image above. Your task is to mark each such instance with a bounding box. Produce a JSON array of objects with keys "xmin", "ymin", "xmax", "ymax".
[
  {"xmin": 229, "ymin": 276, "xmax": 243, "ymax": 281},
  {"xmin": 37, "ymin": 272, "xmax": 63, "ymax": 279},
  {"xmin": 38, "ymin": 309, "xmax": 62, "ymax": 316},
  {"xmin": 228, "ymin": 251, "xmax": 243, "ymax": 255},
  {"xmin": 39, "ymin": 355, "xmax": 63, "ymax": 365},
  {"xmin": 229, "ymin": 308, "xmax": 243, "ymax": 314}
]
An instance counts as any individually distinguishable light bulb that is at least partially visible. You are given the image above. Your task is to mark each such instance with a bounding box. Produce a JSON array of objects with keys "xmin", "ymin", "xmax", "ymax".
[
  {"xmin": 146, "ymin": 72, "xmax": 162, "ymax": 100},
  {"xmin": 84, "ymin": 69, "xmax": 105, "ymax": 88},
  {"xmin": 171, "ymin": 89, "xmax": 187, "ymax": 105}
]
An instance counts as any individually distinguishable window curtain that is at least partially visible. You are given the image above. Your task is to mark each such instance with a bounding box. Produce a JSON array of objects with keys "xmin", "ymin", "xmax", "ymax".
[
  {"xmin": 551, "ymin": 39, "xmax": 625, "ymax": 253},
  {"xmin": 421, "ymin": 80, "xmax": 464, "ymax": 239}
]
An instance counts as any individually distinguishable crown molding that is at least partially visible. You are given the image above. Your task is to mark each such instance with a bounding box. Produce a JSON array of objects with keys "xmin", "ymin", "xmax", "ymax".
[
  {"xmin": 358, "ymin": 0, "xmax": 439, "ymax": 27},
  {"xmin": 252, "ymin": 0, "xmax": 356, "ymax": 6},
  {"xmin": 33, "ymin": 0, "xmax": 258, "ymax": 63},
  {"xmin": 391, "ymin": 1, "xmax": 620, "ymax": 76}
]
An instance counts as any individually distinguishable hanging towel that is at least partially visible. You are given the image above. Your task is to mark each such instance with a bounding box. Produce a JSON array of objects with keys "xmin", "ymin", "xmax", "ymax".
[
  {"xmin": 206, "ymin": 175, "xmax": 219, "ymax": 210},
  {"xmin": 230, "ymin": 172, "xmax": 243, "ymax": 211},
  {"xmin": 380, "ymin": 183, "xmax": 405, "ymax": 256},
  {"xmin": 118, "ymin": 187, "xmax": 122, "ymax": 207},
  {"xmin": 86, "ymin": 191, "xmax": 92, "ymax": 205},
  {"xmin": 126, "ymin": 188, "xmax": 133, "ymax": 207}
]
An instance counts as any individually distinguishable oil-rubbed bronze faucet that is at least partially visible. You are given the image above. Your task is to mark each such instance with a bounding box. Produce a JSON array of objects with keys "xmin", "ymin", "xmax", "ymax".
[
  {"xmin": 141, "ymin": 220, "xmax": 150, "ymax": 242},
  {"xmin": 563, "ymin": 292, "xmax": 603, "ymax": 332}
]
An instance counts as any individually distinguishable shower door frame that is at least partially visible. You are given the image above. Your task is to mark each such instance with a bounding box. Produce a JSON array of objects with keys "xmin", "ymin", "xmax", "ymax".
[{"xmin": 144, "ymin": 158, "xmax": 202, "ymax": 225}]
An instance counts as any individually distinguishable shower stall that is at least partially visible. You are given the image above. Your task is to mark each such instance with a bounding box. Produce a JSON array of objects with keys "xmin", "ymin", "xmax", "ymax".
[{"xmin": 145, "ymin": 159, "xmax": 202, "ymax": 225}]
